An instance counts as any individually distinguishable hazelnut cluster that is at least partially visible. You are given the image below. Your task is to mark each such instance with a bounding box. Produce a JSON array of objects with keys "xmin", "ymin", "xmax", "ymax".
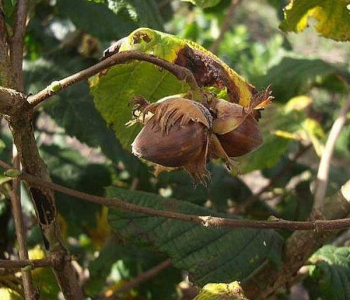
[{"xmin": 130, "ymin": 91, "xmax": 272, "ymax": 184}]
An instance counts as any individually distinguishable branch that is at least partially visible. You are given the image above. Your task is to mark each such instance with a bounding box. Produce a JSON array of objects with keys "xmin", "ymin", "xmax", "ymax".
[
  {"xmin": 0, "ymin": 258, "xmax": 53, "ymax": 270},
  {"xmin": 2, "ymin": 1, "xmax": 83, "ymax": 298},
  {"xmin": 27, "ymin": 51, "xmax": 202, "ymax": 108},
  {"xmin": 103, "ymin": 259, "xmax": 172, "ymax": 300},
  {"xmin": 209, "ymin": 0, "xmax": 242, "ymax": 54},
  {"xmin": 10, "ymin": 152, "xmax": 38, "ymax": 299},
  {"xmin": 0, "ymin": 86, "xmax": 28, "ymax": 115},
  {"xmin": 0, "ymin": 160, "xmax": 350, "ymax": 232},
  {"xmin": 10, "ymin": 0, "xmax": 29, "ymax": 90},
  {"xmin": 7, "ymin": 118, "xmax": 85, "ymax": 300},
  {"xmin": 314, "ymin": 94, "xmax": 350, "ymax": 208}
]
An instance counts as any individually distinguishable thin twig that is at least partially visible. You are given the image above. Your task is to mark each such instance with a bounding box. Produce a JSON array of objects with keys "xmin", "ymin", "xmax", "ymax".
[
  {"xmin": 314, "ymin": 94, "xmax": 350, "ymax": 209},
  {"xmin": 103, "ymin": 259, "xmax": 172, "ymax": 300},
  {"xmin": 0, "ymin": 257, "xmax": 53, "ymax": 270},
  {"xmin": 10, "ymin": 0, "xmax": 29, "ymax": 90},
  {"xmin": 27, "ymin": 51, "xmax": 202, "ymax": 108},
  {"xmin": 209, "ymin": 0, "xmax": 242, "ymax": 54},
  {"xmin": 10, "ymin": 151, "xmax": 38, "ymax": 300},
  {"xmin": 0, "ymin": 160, "xmax": 350, "ymax": 231}
]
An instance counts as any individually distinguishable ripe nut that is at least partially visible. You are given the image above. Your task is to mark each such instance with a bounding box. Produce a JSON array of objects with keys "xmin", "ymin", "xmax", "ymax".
[
  {"xmin": 131, "ymin": 97, "xmax": 212, "ymax": 183},
  {"xmin": 217, "ymin": 114, "xmax": 263, "ymax": 157},
  {"xmin": 211, "ymin": 88, "xmax": 273, "ymax": 159}
]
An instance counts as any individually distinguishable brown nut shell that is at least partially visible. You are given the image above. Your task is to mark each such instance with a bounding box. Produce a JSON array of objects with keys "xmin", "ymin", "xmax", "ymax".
[
  {"xmin": 217, "ymin": 114, "xmax": 263, "ymax": 157},
  {"xmin": 132, "ymin": 118, "xmax": 208, "ymax": 167}
]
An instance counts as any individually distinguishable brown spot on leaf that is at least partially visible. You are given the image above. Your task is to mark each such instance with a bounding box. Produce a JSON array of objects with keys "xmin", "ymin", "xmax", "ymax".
[{"xmin": 174, "ymin": 46, "xmax": 242, "ymax": 103}]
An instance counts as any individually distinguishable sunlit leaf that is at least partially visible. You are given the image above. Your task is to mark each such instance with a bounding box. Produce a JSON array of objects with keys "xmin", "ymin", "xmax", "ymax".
[
  {"xmin": 90, "ymin": 61, "xmax": 190, "ymax": 149},
  {"xmin": 0, "ymin": 289, "xmax": 22, "ymax": 300},
  {"xmin": 102, "ymin": 28, "xmax": 258, "ymax": 106},
  {"xmin": 280, "ymin": 0, "xmax": 350, "ymax": 41},
  {"xmin": 193, "ymin": 282, "xmax": 249, "ymax": 300}
]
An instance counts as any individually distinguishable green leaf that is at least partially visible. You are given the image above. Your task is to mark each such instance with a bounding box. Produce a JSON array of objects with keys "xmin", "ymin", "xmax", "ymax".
[
  {"xmin": 4, "ymin": 169, "xmax": 20, "ymax": 178},
  {"xmin": 2, "ymin": 0, "xmax": 17, "ymax": 19},
  {"xmin": 25, "ymin": 55, "xmax": 148, "ymax": 178},
  {"xmin": 108, "ymin": 0, "xmax": 164, "ymax": 30},
  {"xmin": 239, "ymin": 103, "xmax": 304, "ymax": 173},
  {"xmin": 108, "ymin": 188, "xmax": 283, "ymax": 286},
  {"xmin": 280, "ymin": 0, "xmax": 350, "ymax": 41},
  {"xmin": 305, "ymin": 245, "xmax": 350, "ymax": 300},
  {"xmin": 0, "ymin": 139, "xmax": 6, "ymax": 151},
  {"xmin": 239, "ymin": 134, "xmax": 291, "ymax": 174},
  {"xmin": 57, "ymin": 0, "xmax": 138, "ymax": 41},
  {"xmin": 193, "ymin": 282, "xmax": 249, "ymax": 300},
  {"xmin": 260, "ymin": 56, "xmax": 347, "ymax": 103},
  {"xmin": 90, "ymin": 61, "xmax": 190, "ymax": 149},
  {"xmin": 182, "ymin": 0, "xmax": 222, "ymax": 9}
]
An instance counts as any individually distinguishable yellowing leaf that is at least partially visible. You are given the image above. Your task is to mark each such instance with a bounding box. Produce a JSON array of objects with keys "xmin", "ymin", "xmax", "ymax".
[
  {"xmin": 0, "ymin": 289, "xmax": 23, "ymax": 300},
  {"xmin": 29, "ymin": 246, "xmax": 60, "ymax": 299},
  {"xmin": 87, "ymin": 206, "xmax": 111, "ymax": 249},
  {"xmin": 103, "ymin": 28, "xmax": 258, "ymax": 107},
  {"xmin": 300, "ymin": 118, "xmax": 325, "ymax": 156},
  {"xmin": 103, "ymin": 280, "xmax": 133, "ymax": 299},
  {"xmin": 280, "ymin": 0, "xmax": 350, "ymax": 41},
  {"xmin": 284, "ymin": 96, "xmax": 313, "ymax": 113},
  {"xmin": 192, "ymin": 282, "xmax": 249, "ymax": 300},
  {"xmin": 273, "ymin": 130, "xmax": 300, "ymax": 140}
]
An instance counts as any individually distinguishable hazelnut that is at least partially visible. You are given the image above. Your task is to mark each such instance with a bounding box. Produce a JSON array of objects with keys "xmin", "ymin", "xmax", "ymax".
[
  {"xmin": 217, "ymin": 114, "xmax": 263, "ymax": 157},
  {"xmin": 131, "ymin": 97, "xmax": 212, "ymax": 183}
]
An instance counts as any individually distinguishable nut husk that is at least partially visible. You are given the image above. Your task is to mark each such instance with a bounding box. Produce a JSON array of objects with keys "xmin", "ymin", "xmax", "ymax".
[{"xmin": 212, "ymin": 99, "xmax": 249, "ymax": 135}]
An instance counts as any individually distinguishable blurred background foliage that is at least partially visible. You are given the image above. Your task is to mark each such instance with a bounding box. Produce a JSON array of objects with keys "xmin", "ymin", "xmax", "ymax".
[{"xmin": 1, "ymin": 0, "xmax": 350, "ymax": 299}]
